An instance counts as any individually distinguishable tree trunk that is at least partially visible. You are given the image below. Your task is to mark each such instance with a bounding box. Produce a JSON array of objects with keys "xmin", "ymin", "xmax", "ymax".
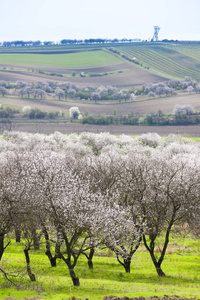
[
  {"xmin": 88, "ymin": 259, "xmax": 93, "ymax": 270},
  {"xmin": 42, "ymin": 224, "xmax": 57, "ymax": 267},
  {"xmin": 151, "ymin": 253, "xmax": 166, "ymax": 277},
  {"xmin": 24, "ymin": 248, "xmax": 36, "ymax": 281},
  {"xmin": 123, "ymin": 258, "xmax": 131, "ymax": 273},
  {"xmin": 45, "ymin": 249, "xmax": 57, "ymax": 267},
  {"xmin": 87, "ymin": 248, "xmax": 95, "ymax": 270},
  {"xmin": 60, "ymin": 254, "xmax": 80, "ymax": 286},
  {"xmin": 14, "ymin": 226, "xmax": 21, "ymax": 243},
  {"xmin": 0, "ymin": 234, "xmax": 4, "ymax": 261},
  {"xmin": 69, "ymin": 268, "xmax": 80, "ymax": 286},
  {"xmin": 31, "ymin": 228, "xmax": 40, "ymax": 250},
  {"xmin": 143, "ymin": 235, "xmax": 166, "ymax": 277}
]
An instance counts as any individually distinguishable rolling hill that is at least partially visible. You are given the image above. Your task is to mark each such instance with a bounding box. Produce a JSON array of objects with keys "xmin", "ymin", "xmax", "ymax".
[{"xmin": 1, "ymin": 41, "xmax": 199, "ymax": 88}]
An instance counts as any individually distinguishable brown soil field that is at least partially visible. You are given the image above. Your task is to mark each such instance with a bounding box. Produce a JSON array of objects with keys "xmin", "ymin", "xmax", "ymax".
[
  {"xmin": 1, "ymin": 93, "xmax": 200, "ymax": 116},
  {"xmin": 0, "ymin": 60, "xmax": 166, "ymax": 88},
  {"xmin": 8, "ymin": 122, "xmax": 200, "ymax": 137},
  {"xmin": 1, "ymin": 93, "xmax": 200, "ymax": 137},
  {"xmin": 0, "ymin": 48, "xmax": 101, "ymax": 55}
]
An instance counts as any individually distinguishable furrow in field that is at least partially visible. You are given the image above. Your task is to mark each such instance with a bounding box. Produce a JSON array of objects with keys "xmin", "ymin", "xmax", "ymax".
[{"xmin": 118, "ymin": 46, "xmax": 200, "ymax": 80}]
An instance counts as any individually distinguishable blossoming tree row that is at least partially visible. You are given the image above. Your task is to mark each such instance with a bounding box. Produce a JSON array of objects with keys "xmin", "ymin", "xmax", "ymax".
[{"xmin": 0, "ymin": 131, "xmax": 200, "ymax": 286}]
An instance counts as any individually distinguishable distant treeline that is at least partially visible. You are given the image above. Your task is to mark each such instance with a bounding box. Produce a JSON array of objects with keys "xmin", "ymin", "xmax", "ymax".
[
  {"xmin": 2, "ymin": 39, "xmax": 199, "ymax": 48},
  {"xmin": 0, "ymin": 38, "xmax": 142, "ymax": 47}
]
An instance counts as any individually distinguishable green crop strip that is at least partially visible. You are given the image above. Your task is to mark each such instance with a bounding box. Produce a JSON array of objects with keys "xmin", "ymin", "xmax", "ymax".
[{"xmin": 0, "ymin": 50, "xmax": 122, "ymax": 69}]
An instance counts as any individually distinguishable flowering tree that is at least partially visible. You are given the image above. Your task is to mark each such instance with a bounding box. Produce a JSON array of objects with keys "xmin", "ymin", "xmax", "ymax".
[
  {"xmin": 187, "ymin": 85, "xmax": 194, "ymax": 93},
  {"xmin": 173, "ymin": 104, "xmax": 195, "ymax": 115},
  {"xmin": 129, "ymin": 93, "xmax": 136, "ymax": 100},
  {"xmin": 27, "ymin": 151, "xmax": 114, "ymax": 286},
  {"xmin": 139, "ymin": 150, "xmax": 200, "ymax": 276},
  {"xmin": 22, "ymin": 106, "xmax": 31, "ymax": 114},
  {"xmin": 98, "ymin": 201, "xmax": 143, "ymax": 273},
  {"xmin": 0, "ymin": 131, "xmax": 200, "ymax": 286},
  {"xmin": 90, "ymin": 91, "xmax": 101, "ymax": 102},
  {"xmin": 69, "ymin": 106, "xmax": 81, "ymax": 119},
  {"xmin": 0, "ymin": 87, "xmax": 8, "ymax": 97},
  {"xmin": 55, "ymin": 88, "xmax": 65, "ymax": 100}
]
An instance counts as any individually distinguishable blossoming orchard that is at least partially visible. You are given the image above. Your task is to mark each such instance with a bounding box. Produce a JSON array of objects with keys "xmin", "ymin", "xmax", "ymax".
[{"xmin": 0, "ymin": 131, "xmax": 200, "ymax": 286}]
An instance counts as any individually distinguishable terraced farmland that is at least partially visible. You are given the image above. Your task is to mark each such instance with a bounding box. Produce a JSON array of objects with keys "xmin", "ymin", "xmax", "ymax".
[
  {"xmin": 115, "ymin": 42, "xmax": 200, "ymax": 81},
  {"xmin": 0, "ymin": 47, "xmax": 166, "ymax": 88},
  {"xmin": 1, "ymin": 42, "xmax": 200, "ymax": 87}
]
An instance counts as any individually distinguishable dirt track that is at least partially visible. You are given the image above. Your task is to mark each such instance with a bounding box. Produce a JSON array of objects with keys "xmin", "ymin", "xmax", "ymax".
[{"xmin": 8, "ymin": 123, "xmax": 200, "ymax": 137}]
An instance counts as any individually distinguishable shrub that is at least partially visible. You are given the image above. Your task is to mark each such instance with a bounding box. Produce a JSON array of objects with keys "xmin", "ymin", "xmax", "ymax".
[
  {"xmin": 137, "ymin": 132, "xmax": 162, "ymax": 148},
  {"xmin": 0, "ymin": 107, "xmax": 18, "ymax": 118},
  {"xmin": 28, "ymin": 109, "xmax": 47, "ymax": 119},
  {"xmin": 173, "ymin": 104, "xmax": 195, "ymax": 115},
  {"xmin": 48, "ymin": 112, "xmax": 59, "ymax": 119},
  {"xmin": 69, "ymin": 107, "xmax": 81, "ymax": 119},
  {"xmin": 80, "ymin": 72, "xmax": 86, "ymax": 77},
  {"xmin": 22, "ymin": 106, "xmax": 31, "ymax": 114}
]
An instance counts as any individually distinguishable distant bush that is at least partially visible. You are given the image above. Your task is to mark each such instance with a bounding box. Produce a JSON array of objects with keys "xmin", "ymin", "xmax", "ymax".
[
  {"xmin": 48, "ymin": 112, "xmax": 59, "ymax": 119},
  {"xmin": 173, "ymin": 104, "xmax": 195, "ymax": 116},
  {"xmin": 75, "ymin": 90, "xmax": 92, "ymax": 99},
  {"xmin": 28, "ymin": 109, "xmax": 48, "ymax": 119},
  {"xmin": 89, "ymin": 73, "xmax": 108, "ymax": 77},
  {"xmin": 50, "ymin": 73, "xmax": 63, "ymax": 77},
  {"xmin": 0, "ymin": 107, "xmax": 19, "ymax": 118},
  {"xmin": 82, "ymin": 114, "xmax": 139, "ymax": 125}
]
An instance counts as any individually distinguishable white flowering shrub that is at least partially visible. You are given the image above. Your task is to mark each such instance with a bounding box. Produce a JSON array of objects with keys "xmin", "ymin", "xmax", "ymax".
[
  {"xmin": 173, "ymin": 104, "xmax": 195, "ymax": 115},
  {"xmin": 129, "ymin": 93, "xmax": 136, "ymax": 100},
  {"xmin": 22, "ymin": 106, "xmax": 31, "ymax": 114},
  {"xmin": 187, "ymin": 86, "xmax": 194, "ymax": 93},
  {"xmin": 69, "ymin": 107, "xmax": 80, "ymax": 119},
  {"xmin": 137, "ymin": 132, "xmax": 162, "ymax": 148}
]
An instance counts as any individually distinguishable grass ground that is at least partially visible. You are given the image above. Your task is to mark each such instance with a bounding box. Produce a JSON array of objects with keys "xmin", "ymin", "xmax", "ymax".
[
  {"xmin": 0, "ymin": 50, "xmax": 122, "ymax": 69},
  {"xmin": 0, "ymin": 235, "xmax": 199, "ymax": 300}
]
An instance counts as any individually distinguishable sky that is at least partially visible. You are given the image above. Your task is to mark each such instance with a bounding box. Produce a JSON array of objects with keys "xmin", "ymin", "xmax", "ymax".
[{"xmin": 0, "ymin": 0, "xmax": 199, "ymax": 42}]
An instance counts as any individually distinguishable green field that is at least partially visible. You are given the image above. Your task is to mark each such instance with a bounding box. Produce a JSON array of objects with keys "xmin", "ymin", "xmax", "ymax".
[
  {"xmin": 0, "ymin": 236, "xmax": 200, "ymax": 300},
  {"xmin": 0, "ymin": 50, "xmax": 122, "ymax": 69}
]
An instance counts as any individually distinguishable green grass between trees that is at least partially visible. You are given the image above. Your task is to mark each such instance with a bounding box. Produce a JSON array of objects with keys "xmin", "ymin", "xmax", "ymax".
[{"xmin": 0, "ymin": 235, "xmax": 200, "ymax": 300}]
